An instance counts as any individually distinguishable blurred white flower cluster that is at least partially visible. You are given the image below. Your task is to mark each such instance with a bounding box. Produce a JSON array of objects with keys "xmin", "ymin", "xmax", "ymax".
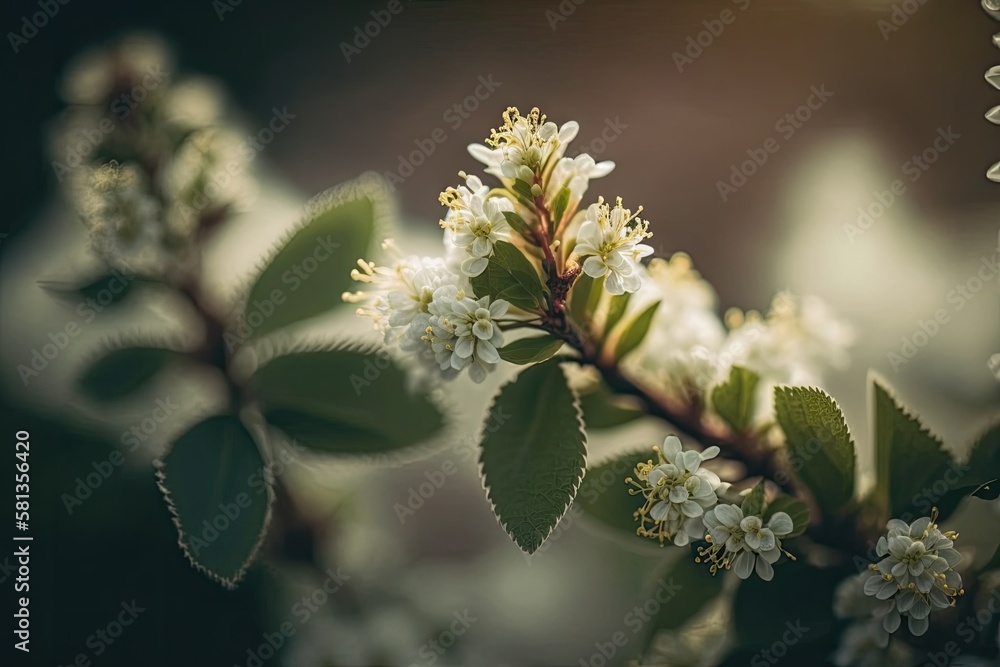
[
  {"xmin": 55, "ymin": 33, "xmax": 255, "ymax": 277},
  {"xmin": 626, "ymin": 252, "xmax": 853, "ymax": 428}
]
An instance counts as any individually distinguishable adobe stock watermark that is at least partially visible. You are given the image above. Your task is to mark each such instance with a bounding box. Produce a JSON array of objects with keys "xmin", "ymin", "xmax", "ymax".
[
  {"xmin": 62, "ymin": 396, "xmax": 179, "ymax": 515},
  {"xmin": 7, "ymin": 0, "xmax": 72, "ymax": 54},
  {"xmin": 566, "ymin": 116, "xmax": 628, "ymax": 158},
  {"xmin": 887, "ymin": 242, "xmax": 999, "ymax": 372},
  {"xmin": 877, "ymin": 0, "xmax": 932, "ymax": 41},
  {"xmin": 920, "ymin": 589, "xmax": 1000, "ymax": 667},
  {"xmin": 382, "ymin": 74, "xmax": 502, "ymax": 191},
  {"xmin": 406, "ymin": 610, "xmax": 477, "ymax": 667},
  {"xmin": 578, "ymin": 578, "xmax": 683, "ymax": 667},
  {"xmin": 16, "ymin": 267, "xmax": 136, "ymax": 386},
  {"xmin": 545, "ymin": 0, "xmax": 588, "ymax": 31},
  {"xmin": 340, "ymin": 0, "xmax": 408, "ymax": 63},
  {"xmin": 673, "ymin": 0, "xmax": 751, "ymax": 73},
  {"xmin": 54, "ymin": 600, "xmax": 145, "ymax": 666},
  {"xmin": 843, "ymin": 126, "xmax": 960, "ymax": 243},
  {"xmin": 234, "ymin": 566, "xmax": 350, "ymax": 667},
  {"xmin": 749, "ymin": 620, "xmax": 810, "ymax": 666},
  {"xmin": 716, "ymin": 84, "xmax": 834, "ymax": 202},
  {"xmin": 51, "ymin": 66, "xmax": 170, "ymax": 181}
]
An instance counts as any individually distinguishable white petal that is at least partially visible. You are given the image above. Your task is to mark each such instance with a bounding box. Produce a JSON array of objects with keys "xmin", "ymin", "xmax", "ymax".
[
  {"xmin": 699, "ymin": 445, "xmax": 720, "ymax": 461},
  {"xmin": 755, "ymin": 555, "xmax": 774, "ymax": 581},
  {"xmin": 662, "ymin": 435, "xmax": 683, "ymax": 461},
  {"xmin": 734, "ymin": 551, "xmax": 754, "ymax": 579},
  {"xmin": 766, "ymin": 512, "xmax": 794, "ymax": 536},
  {"xmin": 477, "ymin": 340, "xmax": 500, "ymax": 364},
  {"xmin": 649, "ymin": 501, "xmax": 670, "ymax": 522},
  {"xmin": 714, "ymin": 504, "xmax": 742, "ymax": 526},
  {"xmin": 591, "ymin": 160, "xmax": 615, "ymax": 178},
  {"xmin": 582, "ymin": 255, "xmax": 608, "ymax": 278}
]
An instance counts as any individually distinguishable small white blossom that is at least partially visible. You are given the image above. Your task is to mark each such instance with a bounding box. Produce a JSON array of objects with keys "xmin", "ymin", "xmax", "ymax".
[
  {"xmin": 546, "ymin": 153, "xmax": 614, "ymax": 223},
  {"xmin": 439, "ymin": 174, "xmax": 514, "ymax": 277},
  {"xmin": 862, "ymin": 513, "xmax": 963, "ymax": 639},
  {"xmin": 627, "ymin": 436, "xmax": 726, "ymax": 547},
  {"xmin": 698, "ymin": 504, "xmax": 794, "ymax": 581},
  {"xmin": 467, "ymin": 106, "xmax": 578, "ymax": 181},
  {"xmin": 574, "ymin": 196, "xmax": 653, "ymax": 295},
  {"xmin": 423, "ymin": 287, "xmax": 509, "ymax": 384}
]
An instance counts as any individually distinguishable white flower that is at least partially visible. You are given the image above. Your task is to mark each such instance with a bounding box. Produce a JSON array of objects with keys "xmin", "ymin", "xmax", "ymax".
[
  {"xmin": 698, "ymin": 504, "xmax": 794, "ymax": 581},
  {"xmin": 439, "ymin": 174, "xmax": 513, "ymax": 277},
  {"xmin": 546, "ymin": 153, "xmax": 614, "ymax": 224},
  {"xmin": 344, "ymin": 252, "xmax": 460, "ymax": 345},
  {"xmin": 862, "ymin": 513, "xmax": 963, "ymax": 639},
  {"xmin": 424, "ymin": 287, "xmax": 509, "ymax": 384},
  {"xmin": 627, "ymin": 436, "xmax": 725, "ymax": 546},
  {"xmin": 574, "ymin": 196, "xmax": 653, "ymax": 295},
  {"xmin": 467, "ymin": 106, "xmax": 578, "ymax": 182}
]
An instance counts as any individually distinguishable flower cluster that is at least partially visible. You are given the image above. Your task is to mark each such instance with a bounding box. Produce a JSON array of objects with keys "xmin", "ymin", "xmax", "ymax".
[
  {"xmin": 697, "ymin": 504, "xmax": 795, "ymax": 581},
  {"xmin": 575, "ymin": 197, "xmax": 653, "ymax": 295},
  {"xmin": 439, "ymin": 173, "xmax": 513, "ymax": 277},
  {"xmin": 627, "ymin": 436, "xmax": 726, "ymax": 546},
  {"xmin": 862, "ymin": 513, "xmax": 963, "ymax": 638}
]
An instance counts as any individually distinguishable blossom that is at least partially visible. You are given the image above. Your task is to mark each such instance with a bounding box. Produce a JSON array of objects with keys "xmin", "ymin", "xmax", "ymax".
[
  {"xmin": 574, "ymin": 196, "xmax": 653, "ymax": 295},
  {"xmin": 627, "ymin": 436, "xmax": 726, "ymax": 546},
  {"xmin": 546, "ymin": 153, "xmax": 614, "ymax": 223},
  {"xmin": 467, "ymin": 106, "xmax": 578, "ymax": 181},
  {"xmin": 861, "ymin": 513, "xmax": 963, "ymax": 639},
  {"xmin": 439, "ymin": 173, "xmax": 514, "ymax": 277},
  {"xmin": 697, "ymin": 504, "xmax": 794, "ymax": 581},
  {"xmin": 423, "ymin": 287, "xmax": 509, "ymax": 384}
]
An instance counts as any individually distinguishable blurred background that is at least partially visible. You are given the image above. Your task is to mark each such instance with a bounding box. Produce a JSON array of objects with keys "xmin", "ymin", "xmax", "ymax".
[{"xmin": 1, "ymin": 0, "xmax": 998, "ymax": 665}]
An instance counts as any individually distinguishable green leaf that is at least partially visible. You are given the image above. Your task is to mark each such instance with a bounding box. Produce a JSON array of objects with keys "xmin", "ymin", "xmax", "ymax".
[
  {"xmin": 763, "ymin": 495, "xmax": 810, "ymax": 538},
  {"xmin": 983, "ymin": 543, "xmax": 1000, "ymax": 572},
  {"xmin": 872, "ymin": 381, "xmax": 953, "ymax": 517},
  {"xmin": 550, "ymin": 185, "xmax": 571, "ymax": 227},
  {"xmin": 155, "ymin": 415, "xmax": 271, "ymax": 589},
  {"xmin": 40, "ymin": 269, "xmax": 138, "ymax": 307},
  {"xmin": 470, "ymin": 241, "xmax": 545, "ymax": 311},
  {"xmin": 568, "ymin": 274, "xmax": 603, "ymax": 330},
  {"xmin": 253, "ymin": 346, "xmax": 445, "ymax": 455},
  {"xmin": 732, "ymin": 562, "xmax": 840, "ymax": 651},
  {"xmin": 613, "ymin": 301, "xmax": 661, "ymax": 361},
  {"xmin": 604, "ymin": 293, "xmax": 632, "ymax": 336},
  {"xmin": 711, "ymin": 366, "xmax": 761, "ymax": 434},
  {"xmin": 245, "ymin": 174, "xmax": 387, "ymax": 339},
  {"xmin": 512, "ymin": 178, "xmax": 535, "ymax": 203},
  {"xmin": 774, "ymin": 386, "xmax": 856, "ymax": 513},
  {"xmin": 498, "ymin": 335, "xmax": 564, "ymax": 365},
  {"xmin": 741, "ymin": 480, "xmax": 766, "ymax": 517},
  {"xmin": 578, "ymin": 381, "xmax": 645, "ymax": 430},
  {"xmin": 502, "ymin": 210, "xmax": 533, "ymax": 239},
  {"xmin": 968, "ymin": 421, "xmax": 1000, "ymax": 490},
  {"xmin": 576, "ymin": 450, "xmax": 649, "ymax": 536},
  {"xmin": 479, "ymin": 360, "xmax": 587, "ymax": 553},
  {"xmin": 78, "ymin": 346, "xmax": 177, "ymax": 401}
]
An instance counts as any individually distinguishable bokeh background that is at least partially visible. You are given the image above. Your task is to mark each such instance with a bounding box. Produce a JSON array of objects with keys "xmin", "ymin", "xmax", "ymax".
[{"xmin": 2, "ymin": 0, "xmax": 998, "ymax": 665}]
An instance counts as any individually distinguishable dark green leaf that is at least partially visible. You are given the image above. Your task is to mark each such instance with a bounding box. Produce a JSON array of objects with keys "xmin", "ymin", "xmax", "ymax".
[
  {"xmin": 502, "ymin": 210, "xmax": 533, "ymax": 239},
  {"xmin": 763, "ymin": 495, "xmax": 810, "ymax": 538},
  {"xmin": 741, "ymin": 480, "xmax": 766, "ymax": 517},
  {"xmin": 568, "ymin": 274, "xmax": 603, "ymax": 330},
  {"xmin": 155, "ymin": 415, "xmax": 271, "ymax": 589},
  {"xmin": 613, "ymin": 301, "xmax": 661, "ymax": 361},
  {"xmin": 604, "ymin": 293, "xmax": 632, "ymax": 336},
  {"xmin": 40, "ymin": 268, "xmax": 138, "ymax": 307},
  {"xmin": 253, "ymin": 346, "xmax": 445, "ymax": 455},
  {"xmin": 512, "ymin": 179, "xmax": 535, "ymax": 203},
  {"xmin": 968, "ymin": 421, "xmax": 1000, "ymax": 489},
  {"xmin": 872, "ymin": 381, "xmax": 953, "ymax": 517},
  {"xmin": 470, "ymin": 241, "xmax": 545, "ymax": 311},
  {"xmin": 774, "ymin": 386, "xmax": 856, "ymax": 513},
  {"xmin": 646, "ymin": 553, "xmax": 726, "ymax": 634},
  {"xmin": 498, "ymin": 335, "xmax": 564, "ymax": 365},
  {"xmin": 479, "ymin": 360, "xmax": 587, "ymax": 553},
  {"xmin": 711, "ymin": 366, "xmax": 760, "ymax": 434},
  {"xmin": 983, "ymin": 543, "xmax": 1000, "ymax": 572},
  {"xmin": 78, "ymin": 346, "xmax": 177, "ymax": 401},
  {"xmin": 245, "ymin": 175, "xmax": 386, "ymax": 339},
  {"xmin": 576, "ymin": 450, "xmax": 649, "ymax": 536},
  {"xmin": 578, "ymin": 381, "xmax": 645, "ymax": 430},
  {"xmin": 550, "ymin": 185, "xmax": 571, "ymax": 228}
]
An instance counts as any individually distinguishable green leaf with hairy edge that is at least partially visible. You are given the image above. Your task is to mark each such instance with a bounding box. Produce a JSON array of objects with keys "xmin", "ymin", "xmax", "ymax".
[
  {"xmin": 155, "ymin": 415, "xmax": 271, "ymax": 589},
  {"xmin": 578, "ymin": 380, "xmax": 645, "ymax": 430},
  {"xmin": 78, "ymin": 347, "xmax": 177, "ymax": 401},
  {"xmin": 498, "ymin": 335, "xmax": 564, "ymax": 365},
  {"xmin": 711, "ymin": 366, "xmax": 761, "ymax": 434},
  {"xmin": 550, "ymin": 185, "xmax": 571, "ymax": 228},
  {"xmin": 613, "ymin": 301, "xmax": 661, "ymax": 361},
  {"xmin": 733, "ymin": 562, "xmax": 840, "ymax": 650},
  {"xmin": 568, "ymin": 274, "xmax": 602, "ymax": 329},
  {"xmin": 604, "ymin": 293, "xmax": 632, "ymax": 336},
  {"xmin": 576, "ymin": 450, "xmax": 649, "ymax": 536},
  {"xmin": 479, "ymin": 360, "xmax": 587, "ymax": 553},
  {"xmin": 741, "ymin": 480, "xmax": 766, "ymax": 517},
  {"xmin": 253, "ymin": 346, "xmax": 445, "ymax": 454},
  {"xmin": 245, "ymin": 175, "xmax": 386, "ymax": 339},
  {"xmin": 502, "ymin": 210, "xmax": 533, "ymax": 239},
  {"xmin": 872, "ymin": 381, "xmax": 953, "ymax": 517},
  {"xmin": 774, "ymin": 386, "xmax": 856, "ymax": 513},
  {"xmin": 763, "ymin": 495, "xmax": 810, "ymax": 538},
  {"xmin": 470, "ymin": 241, "xmax": 545, "ymax": 311}
]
